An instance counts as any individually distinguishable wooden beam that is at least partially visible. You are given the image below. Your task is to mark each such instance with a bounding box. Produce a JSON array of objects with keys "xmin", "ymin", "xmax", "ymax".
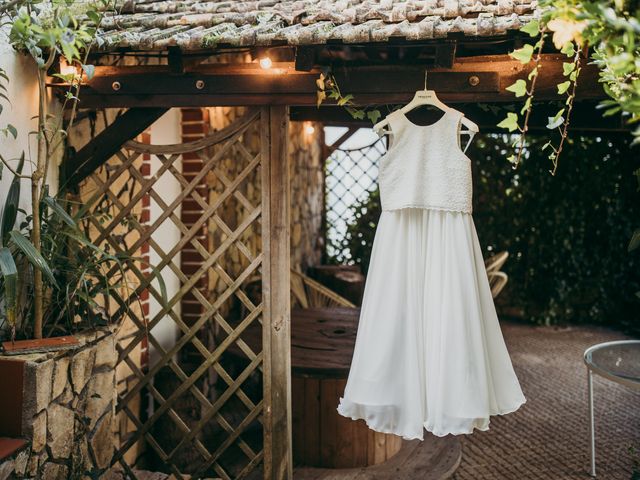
[
  {"xmin": 60, "ymin": 107, "xmax": 168, "ymax": 189},
  {"xmin": 294, "ymin": 47, "xmax": 316, "ymax": 72},
  {"xmin": 290, "ymin": 101, "xmax": 632, "ymax": 133},
  {"xmin": 326, "ymin": 127, "xmax": 359, "ymax": 153},
  {"xmin": 51, "ymin": 55, "xmax": 605, "ymax": 108},
  {"xmin": 167, "ymin": 46, "xmax": 184, "ymax": 73},
  {"xmin": 434, "ymin": 41, "xmax": 457, "ymax": 68},
  {"xmin": 261, "ymin": 105, "xmax": 293, "ymax": 480}
]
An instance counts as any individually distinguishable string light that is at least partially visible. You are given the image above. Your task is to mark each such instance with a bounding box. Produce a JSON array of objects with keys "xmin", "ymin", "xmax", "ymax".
[
  {"xmin": 304, "ymin": 122, "xmax": 315, "ymax": 135},
  {"xmin": 259, "ymin": 56, "xmax": 273, "ymax": 69}
]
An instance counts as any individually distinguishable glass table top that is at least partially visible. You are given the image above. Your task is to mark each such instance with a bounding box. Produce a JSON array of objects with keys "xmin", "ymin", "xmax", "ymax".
[{"xmin": 584, "ymin": 340, "xmax": 640, "ymax": 385}]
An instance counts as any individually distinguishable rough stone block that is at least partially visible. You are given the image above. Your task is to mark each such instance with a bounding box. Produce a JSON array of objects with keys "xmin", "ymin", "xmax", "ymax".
[
  {"xmin": 85, "ymin": 370, "xmax": 115, "ymax": 430},
  {"xmin": 41, "ymin": 462, "xmax": 69, "ymax": 480},
  {"xmin": 94, "ymin": 334, "xmax": 117, "ymax": 369},
  {"xmin": 22, "ymin": 359, "xmax": 53, "ymax": 424},
  {"xmin": 13, "ymin": 450, "xmax": 29, "ymax": 476},
  {"xmin": 31, "ymin": 410, "xmax": 47, "ymax": 453},
  {"xmin": 89, "ymin": 411, "xmax": 115, "ymax": 469},
  {"xmin": 59, "ymin": 383, "xmax": 74, "ymax": 404},
  {"xmin": 0, "ymin": 459, "xmax": 14, "ymax": 480},
  {"xmin": 48, "ymin": 403, "xmax": 75, "ymax": 459},
  {"xmin": 70, "ymin": 347, "xmax": 94, "ymax": 395},
  {"xmin": 26, "ymin": 450, "xmax": 47, "ymax": 477},
  {"xmin": 51, "ymin": 356, "xmax": 70, "ymax": 401}
]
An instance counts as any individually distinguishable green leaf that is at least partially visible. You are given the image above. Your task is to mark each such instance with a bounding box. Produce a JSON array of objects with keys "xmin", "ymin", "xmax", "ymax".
[
  {"xmin": 1, "ymin": 153, "xmax": 24, "ymax": 246},
  {"xmin": 562, "ymin": 62, "xmax": 575, "ymax": 76},
  {"xmin": 81, "ymin": 64, "xmax": 95, "ymax": 80},
  {"xmin": 6, "ymin": 124, "xmax": 17, "ymax": 139},
  {"xmin": 0, "ymin": 247, "xmax": 18, "ymax": 327},
  {"xmin": 602, "ymin": 106, "xmax": 621, "ymax": 117},
  {"xmin": 629, "ymin": 229, "xmax": 640, "ymax": 252},
  {"xmin": 337, "ymin": 94, "xmax": 354, "ymax": 106},
  {"xmin": 9, "ymin": 230, "xmax": 58, "ymax": 288},
  {"xmin": 509, "ymin": 44, "xmax": 534, "ymax": 64},
  {"xmin": 52, "ymin": 73, "xmax": 76, "ymax": 83},
  {"xmin": 346, "ymin": 107, "xmax": 365, "ymax": 120},
  {"xmin": 546, "ymin": 108, "xmax": 565, "ymax": 129},
  {"xmin": 43, "ymin": 196, "xmax": 76, "ymax": 227},
  {"xmin": 527, "ymin": 66, "xmax": 538, "ymax": 80},
  {"xmin": 366, "ymin": 110, "xmax": 382, "ymax": 124},
  {"xmin": 520, "ymin": 19, "xmax": 540, "ymax": 37},
  {"xmin": 87, "ymin": 10, "xmax": 101, "ymax": 24},
  {"xmin": 497, "ymin": 112, "xmax": 520, "ymax": 132},
  {"xmin": 520, "ymin": 97, "xmax": 532, "ymax": 115},
  {"xmin": 557, "ymin": 81, "xmax": 571, "ymax": 94},
  {"xmin": 561, "ymin": 42, "xmax": 575, "ymax": 57},
  {"xmin": 506, "ymin": 79, "xmax": 528, "ymax": 97},
  {"xmin": 131, "ymin": 256, "xmax": 169, "ymax": 305}
]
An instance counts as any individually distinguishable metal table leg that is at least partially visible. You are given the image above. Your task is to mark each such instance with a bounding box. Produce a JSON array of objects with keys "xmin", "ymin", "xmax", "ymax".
[{"xmin": 588, "ymin": 368, "xmax": 596, "ymax": 477}]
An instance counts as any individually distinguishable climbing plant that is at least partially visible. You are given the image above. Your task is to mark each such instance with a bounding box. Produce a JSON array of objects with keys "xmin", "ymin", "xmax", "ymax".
[{"xmin": 499, "ymin": 0, "xmax": 640, "ymax": 173}]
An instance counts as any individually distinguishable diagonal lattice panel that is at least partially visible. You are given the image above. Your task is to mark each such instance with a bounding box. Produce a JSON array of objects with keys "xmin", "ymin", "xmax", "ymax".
[
  {"xmin": 325, "ymin": 132, "xmax": 387, "ymax": 263},
  {"xmin": 78, "ymin": 108, "xmax": 267, "ymax": 479}
]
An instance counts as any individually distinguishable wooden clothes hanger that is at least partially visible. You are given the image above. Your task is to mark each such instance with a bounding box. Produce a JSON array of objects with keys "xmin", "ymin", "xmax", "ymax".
[{"xmin": 373, "ymin": 69, "xmax": 479, "ymax": 152}]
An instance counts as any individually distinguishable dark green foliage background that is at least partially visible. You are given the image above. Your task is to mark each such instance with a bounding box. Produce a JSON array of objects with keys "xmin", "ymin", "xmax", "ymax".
[{"xmin": 333, "ymin": 133, "xmax": 640, "ymax": 335}]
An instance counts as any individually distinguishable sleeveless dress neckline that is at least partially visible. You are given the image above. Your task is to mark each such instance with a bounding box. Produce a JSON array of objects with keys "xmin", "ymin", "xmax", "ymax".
[
  {"xmin": 397, "ymin": 107, "xmax": 451, "ymax": 130},
  {"xmin": 336, "ymin": 106, "xmax": 527, "ymax": 440}
]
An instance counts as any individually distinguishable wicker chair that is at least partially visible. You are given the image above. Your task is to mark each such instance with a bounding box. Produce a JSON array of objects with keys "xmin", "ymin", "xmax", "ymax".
[
  {"xmin": 290, "ymin": 269, "xmax": 356, "ymax": 308},
  {"xmin": 240, "ymin": 269, "xmax": 355, "ymax": 314},
  {"xmin": 484, "ymin": 252, "xmax": 510, "ymax": 298}
]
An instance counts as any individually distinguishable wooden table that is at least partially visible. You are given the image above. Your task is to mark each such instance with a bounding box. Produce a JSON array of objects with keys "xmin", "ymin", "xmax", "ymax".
[{"xmin": 226, "ymin": 307, "xmax": 403, "ymax": 468}]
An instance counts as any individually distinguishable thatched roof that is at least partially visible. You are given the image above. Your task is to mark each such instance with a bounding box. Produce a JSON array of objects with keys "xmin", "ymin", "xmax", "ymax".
[{"xmin": 97, "ymin": 0, "xmax": 539, "ymax": 51}]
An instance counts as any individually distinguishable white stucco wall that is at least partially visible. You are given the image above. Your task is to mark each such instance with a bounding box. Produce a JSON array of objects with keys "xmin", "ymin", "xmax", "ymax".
[
  {"xmin": 0, "ymin": 33, "xmax": 61, "ymax": 221},
  {"xmin": 148, "ymin": 109, "xmax": 182, "ymax": 363}
]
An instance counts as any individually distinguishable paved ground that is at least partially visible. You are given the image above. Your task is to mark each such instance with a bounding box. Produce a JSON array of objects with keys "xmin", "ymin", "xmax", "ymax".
[{"xmin": 452, "ymin": 321, "xmax": 640, "ymax": 480}]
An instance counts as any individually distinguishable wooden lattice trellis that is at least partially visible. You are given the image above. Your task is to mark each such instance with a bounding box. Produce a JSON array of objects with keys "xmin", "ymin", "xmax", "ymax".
[{"xmin": 78, "ymin": 107, "xmax": 292, "ymax": 479}]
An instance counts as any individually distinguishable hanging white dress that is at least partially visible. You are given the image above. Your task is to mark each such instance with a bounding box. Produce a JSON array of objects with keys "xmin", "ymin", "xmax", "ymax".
[{"xmin": 336, "ymin": 108, "xmax": 526, "ymax": 440}]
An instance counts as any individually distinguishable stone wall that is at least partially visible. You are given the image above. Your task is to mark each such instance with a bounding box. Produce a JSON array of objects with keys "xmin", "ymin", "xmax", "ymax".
[{"xmin": 0, "ymin": 328, "xmax": 117, "ymax": 479}]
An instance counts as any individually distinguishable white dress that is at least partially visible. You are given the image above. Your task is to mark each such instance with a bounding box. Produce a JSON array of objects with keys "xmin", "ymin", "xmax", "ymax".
[{"xmin": 336, "ymin": 108, "xmax": 526, "ymax": 440}]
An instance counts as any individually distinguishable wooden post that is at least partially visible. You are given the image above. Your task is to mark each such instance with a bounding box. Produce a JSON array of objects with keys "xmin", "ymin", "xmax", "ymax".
[{"xmin": 261, "ymin": 105, "xmax": 292, "ymax": 480}]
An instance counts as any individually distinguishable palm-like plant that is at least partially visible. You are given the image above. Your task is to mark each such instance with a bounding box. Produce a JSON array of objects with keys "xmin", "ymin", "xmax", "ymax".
[{"xmin": 0, "ymin": 0, "xmax": 150, "ymax": 341}]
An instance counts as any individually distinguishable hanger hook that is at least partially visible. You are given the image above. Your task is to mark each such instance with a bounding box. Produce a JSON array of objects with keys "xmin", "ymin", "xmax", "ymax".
[{"xmin": 424, "ymin": 68, "xmax": 428, "ymax": 91}]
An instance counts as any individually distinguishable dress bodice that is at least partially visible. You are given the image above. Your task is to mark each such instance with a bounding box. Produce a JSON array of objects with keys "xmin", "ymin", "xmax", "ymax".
[{"xmin": 378, "ymin": 108, "xmax": 473, "ymax": 213}]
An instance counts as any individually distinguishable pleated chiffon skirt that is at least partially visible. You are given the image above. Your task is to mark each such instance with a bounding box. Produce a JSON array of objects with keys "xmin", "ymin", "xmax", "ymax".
[{"xmin": 336, "ymin": 207, "xmax": 526, "ymax": 440}]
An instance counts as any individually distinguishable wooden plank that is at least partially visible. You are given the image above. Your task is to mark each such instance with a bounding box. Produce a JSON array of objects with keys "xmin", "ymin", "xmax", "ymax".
[
  {"xmin": 334, "ymin": 379, "xmax": 354, "ymax": 468},
  {"xmin": 261, "ymin": 105, "xmax": 292, "ymax": 480},
  {"xmin": 292, "ymin": 376, "xmax": 305, "ymax": 465},
  {"xmin": 303, "ymin": 378, "xmax": 321, "ymax": 466},
  {"xmin": 319, "ymin": 379, "xmax": 338, "ymax": 467},
  {"xmin": 61, "ymin": 107, "xmax": 167, "ymax": 188},
  {"xmin": 51, "ymin": 54, "xmax": 605, "ymax": 108}
]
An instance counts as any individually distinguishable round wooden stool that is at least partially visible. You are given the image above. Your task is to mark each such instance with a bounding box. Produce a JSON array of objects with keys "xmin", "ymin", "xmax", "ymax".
[{"xmin": 230, "ymin": 307, "xmax": 403, "ymax": 468}]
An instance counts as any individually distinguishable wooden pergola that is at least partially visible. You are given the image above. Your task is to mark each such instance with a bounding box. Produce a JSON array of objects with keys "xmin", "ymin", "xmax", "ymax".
[{"xmin": 51, "ymin": 2, "xmax": 620, "ymax": 479}]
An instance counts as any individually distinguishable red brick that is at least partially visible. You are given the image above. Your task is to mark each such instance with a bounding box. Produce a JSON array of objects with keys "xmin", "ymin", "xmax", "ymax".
[
  {"xmin": 182, "ymin": 124, "xmax": 207, "ymax": 135},
  {"xmin": 180, "ymin": 109, "xmax": 205, "ymax": 121}
]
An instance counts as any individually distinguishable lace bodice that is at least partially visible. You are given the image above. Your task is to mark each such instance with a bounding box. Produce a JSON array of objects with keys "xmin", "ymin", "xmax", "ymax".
[{"xmin": 377, "ymin": 108, "xmax": 473, "ymax": 214}]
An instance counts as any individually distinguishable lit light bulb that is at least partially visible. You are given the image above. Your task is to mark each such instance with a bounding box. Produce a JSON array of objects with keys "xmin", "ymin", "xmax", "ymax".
[
  {"xmin": 59, "ymin": 59, "xmax": 78, "ymax": 77},
  {"xmin": 304, "ymin": 122, "xmax": 315, "ymax": 135},
  {"xmin": 259, "ymin": 56, "xmax": 273, "ymax": 69}
]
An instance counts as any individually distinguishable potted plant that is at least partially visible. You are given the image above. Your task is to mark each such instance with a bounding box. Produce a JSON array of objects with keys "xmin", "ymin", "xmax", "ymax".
[{"xmin": 0, "ymin": 2, "xmax": 144, "ymax": 477}]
